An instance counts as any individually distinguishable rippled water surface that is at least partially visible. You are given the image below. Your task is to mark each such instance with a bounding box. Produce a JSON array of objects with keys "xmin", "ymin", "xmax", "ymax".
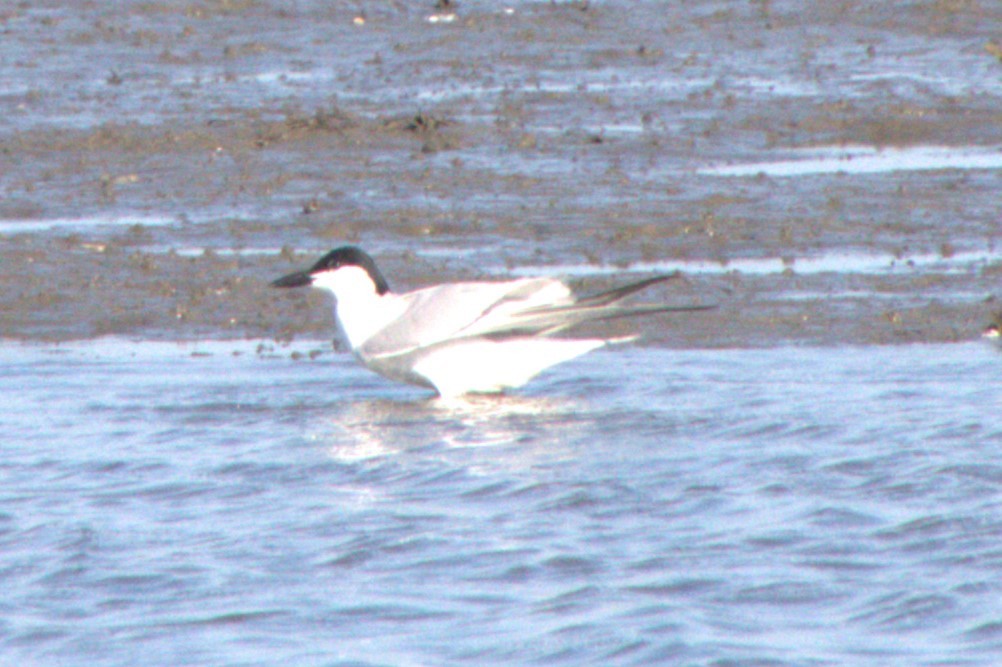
[{"xmin": 3, "ymin": 340, "xmax": 1002, "ymax": 665}]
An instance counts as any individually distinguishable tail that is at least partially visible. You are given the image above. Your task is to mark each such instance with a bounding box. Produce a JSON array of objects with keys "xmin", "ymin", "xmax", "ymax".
[
  {"xmin": 590, "ymin": 302, "xmax": 717, "ymax": 321},
  {"xmin": 522, "ymin": 274, "xmax": 716, "ymax": 334}
]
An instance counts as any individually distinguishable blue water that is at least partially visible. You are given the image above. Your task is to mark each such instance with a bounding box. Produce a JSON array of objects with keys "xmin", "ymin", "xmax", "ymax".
[{"xmin": 2, "ymin": 340, "xmax": 1001, "ymax": 665}]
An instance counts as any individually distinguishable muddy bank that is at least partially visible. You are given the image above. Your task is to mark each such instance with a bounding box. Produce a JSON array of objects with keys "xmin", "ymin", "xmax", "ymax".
[
  {"xmin": 1, "ymin": 1, "xmax": 1000, "ymax": 348},
  {"xmin": 1, "ymin": 232, "xmax": 994, "ymax": 348}
]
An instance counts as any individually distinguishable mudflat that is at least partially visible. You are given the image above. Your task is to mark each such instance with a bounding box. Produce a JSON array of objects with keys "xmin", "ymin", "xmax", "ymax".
[{"xmin": 2, "ymin": 1, "xmax": 1000, "ymax": 347}]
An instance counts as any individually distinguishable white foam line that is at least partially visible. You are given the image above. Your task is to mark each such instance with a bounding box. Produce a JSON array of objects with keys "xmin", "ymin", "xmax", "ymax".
[
  {"xmin": 776, "ymin": 289, "xmax": 990, "ymax": 303},
  {"xmin": 0, "ymin": 215, "xmax": 178, "ymax": 234},
  {"xmin": 506, "ymin": 249, "xmax": 1000, "ymax": 278},
  {"xmin": 530, "ymin": 123, "xmax": 647, "ymax": 135},
  {"xmin": 733, "ymin": 75, "xmax": 822, "ymax": 98},
  {"xmin": 160, "ymin": 247, "xmax": 289, "ymax": 257},
  {"xmin": 700, "ymin": 145, "xmax": 1002, "ymax": 177},
  {"xmin": 159, "ymin": 244, "xmax": 502, "ymax": 260},
  {"xmin": 0, "ymin": 209, "xmax": 262, "ymax": 235},
  {"xmin": 157, "ymin": 245, "xmax": 995, "ymax": 278},
  {"xmin": 0, "ymin": 337, "xmax": 324, "ymax": 361}
]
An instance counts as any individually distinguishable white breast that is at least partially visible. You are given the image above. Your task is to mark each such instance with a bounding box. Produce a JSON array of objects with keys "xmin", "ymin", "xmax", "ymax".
[{"xmin": 311, "ymin": 267, "xmax": 406, "ymax": 351}]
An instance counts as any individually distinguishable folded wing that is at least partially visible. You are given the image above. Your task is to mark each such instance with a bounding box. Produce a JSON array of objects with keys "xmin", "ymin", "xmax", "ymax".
[
  {"xmin": 359, "ymin": 277, "xmax": 571, "ymax": 358},
  {"xmin": 361, "ymin": 273, "xmax": 711, "ymax": 359}
]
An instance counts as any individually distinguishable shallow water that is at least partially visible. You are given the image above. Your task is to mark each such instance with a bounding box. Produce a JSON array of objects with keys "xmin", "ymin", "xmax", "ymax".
[
  {"xmin": 3, "ymin": 3, "xmax": 1002, "ymax": 664},
  {"xmin": 699, "ymin": 145, "xmax": 1002, "ymax": 178},
  {"xmin": 2, "ymin": 339, "xmax": 1001, "ymax": 666}
]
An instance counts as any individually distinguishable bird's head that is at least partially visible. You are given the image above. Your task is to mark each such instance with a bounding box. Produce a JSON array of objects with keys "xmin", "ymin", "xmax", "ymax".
[{"xmin": 271, "ymin": 246, "xmax": 391, "ymax": 298}]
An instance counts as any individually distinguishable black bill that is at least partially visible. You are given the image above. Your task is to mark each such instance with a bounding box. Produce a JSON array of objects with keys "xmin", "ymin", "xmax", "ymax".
[{"xmin": 270, "ymin": 270, "xmax": 313, "ymax": 288}]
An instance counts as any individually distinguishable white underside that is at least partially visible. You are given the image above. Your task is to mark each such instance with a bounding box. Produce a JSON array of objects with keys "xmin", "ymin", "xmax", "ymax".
[
  {"xmin": 360, "ymin": 337, "xmax": 615, "ymax": 397},
  {"xmin": 309, "ymin": 267, "xmax": 648, "ymax": 396}
]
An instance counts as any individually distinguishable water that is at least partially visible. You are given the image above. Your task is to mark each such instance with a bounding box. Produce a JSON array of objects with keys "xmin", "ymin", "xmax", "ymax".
[
  {"xmin": 699, "ymin": 145, "xmax": 1002, "ymax": 178},
  {"xmin": 3, "ymin": 339, "xmax": 1001, "ymax": 666},
  {"xmin": 506, "ymin": 247, "xmax": 1002, "ymax": 279}
]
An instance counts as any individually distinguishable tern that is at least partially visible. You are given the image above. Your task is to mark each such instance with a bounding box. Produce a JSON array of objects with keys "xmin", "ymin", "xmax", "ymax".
[{"xmin": 272, "ymin": 246, "xmax": 712, "ymax": 396}]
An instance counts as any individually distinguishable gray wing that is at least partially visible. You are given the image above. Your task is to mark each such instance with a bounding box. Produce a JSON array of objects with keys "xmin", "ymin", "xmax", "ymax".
[
  {"xmin": 359, "ymin": 278, "xmax": 573, "ymax": 358},
  {"xmin": 362, "ymin": 273, "xmax": 712, "ymax": 358}
]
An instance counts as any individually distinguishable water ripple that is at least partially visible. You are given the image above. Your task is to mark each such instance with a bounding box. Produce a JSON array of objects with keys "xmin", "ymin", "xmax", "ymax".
[{"xmin": 2, "ymin": 341, "xmax": 1001, "ymax": 664}]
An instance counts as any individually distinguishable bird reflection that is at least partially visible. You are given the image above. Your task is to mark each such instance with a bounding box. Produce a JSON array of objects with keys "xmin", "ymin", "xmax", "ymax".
[{"xmin": 315, "ymin": 392, "xmax": 587, "ymax": 468}]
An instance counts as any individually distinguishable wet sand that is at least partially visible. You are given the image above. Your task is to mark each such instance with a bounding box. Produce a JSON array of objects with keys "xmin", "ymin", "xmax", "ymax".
[{"xmin": 2, "ymin": 1, "xmax": 1001, "ymax": 348}]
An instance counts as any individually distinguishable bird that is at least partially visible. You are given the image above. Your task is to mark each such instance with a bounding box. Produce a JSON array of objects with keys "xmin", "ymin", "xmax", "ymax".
[
  {"xmin": 271, "ymin": 246, "xmax": 713, "ymax": 396},
  {"xmin": 984, "ymin": 320, "xmax": 1001, "ymax": 347}
]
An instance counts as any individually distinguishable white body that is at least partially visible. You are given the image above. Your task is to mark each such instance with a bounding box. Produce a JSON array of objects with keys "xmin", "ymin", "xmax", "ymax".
[
  {"xmin": 315, "ymin": 267, "xmax": 619, "ymax": 396},
  {"xmin": 273, "ymin": 246, "xmax": 707, "ymax": 396}
]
